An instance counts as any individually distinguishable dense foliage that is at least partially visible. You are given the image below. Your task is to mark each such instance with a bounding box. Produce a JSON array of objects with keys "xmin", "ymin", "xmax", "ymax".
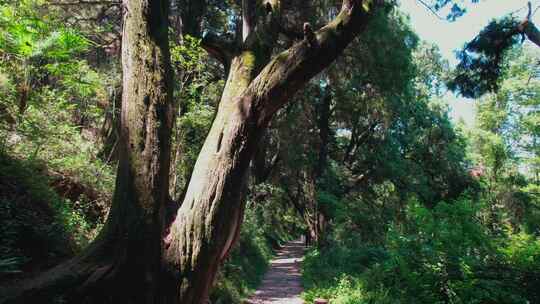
[
  {"xmin": 449, "ymin": 17, "xmax": 523, "ymax": 98},
  {"xmin": 0, "ymin": 0, "xmax": 539, "ymax": 303},
  {"xmin": 300, "ymin": 43, "xmax": 540, "ymax": 304},
  {"xmin": 303, "ymin": 198, "xmax": 540, "ymax": 303}
]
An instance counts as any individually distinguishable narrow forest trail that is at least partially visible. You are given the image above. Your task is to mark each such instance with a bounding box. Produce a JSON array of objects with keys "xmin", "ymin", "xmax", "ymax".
[{"xmin": 245, "ymin": 240, "xmax": 305, "ymax": 304}]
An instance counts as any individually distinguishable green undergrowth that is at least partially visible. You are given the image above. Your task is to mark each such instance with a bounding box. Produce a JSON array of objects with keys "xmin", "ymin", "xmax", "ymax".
[
  {"xmin": 302, "ymin": 198, "xmax": 540, "ymax": 304},
  {"xmin": 302, "ymin": 245, "xmax": 388, "ymax": 304},
  {"xmin": 0, "ymin": 152, "xmax": 99, "ymax": 281}
]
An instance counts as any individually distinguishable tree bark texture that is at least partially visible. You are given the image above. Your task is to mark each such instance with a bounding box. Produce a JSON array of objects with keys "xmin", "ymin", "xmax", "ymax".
[
  {"xmin": 162, "ymin": 0, "xmax": 382, "ymax": 302},
  {"xmin": 1, "ymin": 0, "xmax": 383, "ymax": 303},
  {"xmin": 0, "ymin": 0, "xmax": 173, "ymax": 303}
]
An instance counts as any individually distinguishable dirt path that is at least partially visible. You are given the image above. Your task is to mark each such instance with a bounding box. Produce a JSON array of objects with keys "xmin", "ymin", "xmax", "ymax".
[{"xmin": 245, "ymin": 240, "xmax": 305, "ymax": 304}]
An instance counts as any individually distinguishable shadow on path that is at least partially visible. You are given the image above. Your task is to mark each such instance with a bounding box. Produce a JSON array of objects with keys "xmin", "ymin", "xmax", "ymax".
[{"xmin": 245, "ymin": 240, "xmax": 305, "ymax": 304}]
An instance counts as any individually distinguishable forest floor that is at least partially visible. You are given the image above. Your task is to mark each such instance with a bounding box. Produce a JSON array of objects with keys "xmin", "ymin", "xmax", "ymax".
[{"xmin": 245, "ymin": 240, "xmax": 305, "ymax": 304}]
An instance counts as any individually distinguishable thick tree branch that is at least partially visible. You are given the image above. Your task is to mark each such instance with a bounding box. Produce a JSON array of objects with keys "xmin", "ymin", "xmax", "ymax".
[
  {"xmin": 278, "ymin": 23, "xmax": 304, "ymax": 40},
  {"xmin": 200, "ymin": 33, "xmax": 236, "ymax": 68},
  {"xmin": 518, "ymin": 2, "xmax": 540, "ymax": 48},
  {"xmin": 522, "ymin": 21, "xmax": 540, "ymax": 47},
  {"xmin": 248, "ymin": 0, "xmax": 384, "ymax": 126}
]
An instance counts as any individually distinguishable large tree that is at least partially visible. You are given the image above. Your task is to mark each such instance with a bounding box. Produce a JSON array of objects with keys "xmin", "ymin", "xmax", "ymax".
[
  {"xmin": 1, "ymin": 0, "xmax": 387, "ymax": 303},
  {"xmin": 161, "ymin": 0, "xmax": 388, "ymax": 301},
  {"xmin": 1, "ymin": 0, "xmax": 173, "ymax": 302}
]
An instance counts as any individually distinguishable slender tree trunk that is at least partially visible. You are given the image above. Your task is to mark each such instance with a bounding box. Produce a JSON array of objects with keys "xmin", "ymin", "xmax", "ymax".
[
  {"xmin": 252, "ymin": 131, "xmax": 280, "ymax": 184},
  {"xmin": 299, "ymin": 86, "xmax": 332, "ymax": 247},
  {"xmin": 169, "ymin": 132, "xmax": 183, "ymax": 200},
  {"xmin": 316, "ymin": 88, "xmax": 332, "ymax": 177},
  {"xmin": 314, "ymin": 87, "xmax": 332, "ymax": 245},
  {"xmin": 17, "ymin": 84, "xmax": 29, "ymax": 116},
  {"xmin": 99, "ymin": 85, "xmax": 122, "ymax": 162}
]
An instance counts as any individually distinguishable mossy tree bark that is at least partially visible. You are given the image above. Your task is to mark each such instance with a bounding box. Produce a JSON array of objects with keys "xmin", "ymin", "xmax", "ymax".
[
  {"xmin": 2, "ymin": 0, "xmax": 384, "ymax": 303},
  {"xmin": 161, "ymin": 0, "xmax": 384, "ymax": 302},
  {"xmin": 1, "ymin": 0, "xmax": 173, "ymax": 303}
]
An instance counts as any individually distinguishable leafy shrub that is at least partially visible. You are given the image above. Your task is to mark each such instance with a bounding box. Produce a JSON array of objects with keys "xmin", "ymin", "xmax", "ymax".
[
  {"xmin": 303, "ymin": 197, "xmax": 540, "ymax": 304},
  {"xmin": 302, "ymin": 244, "xmax": 389, "ymax": 304}
]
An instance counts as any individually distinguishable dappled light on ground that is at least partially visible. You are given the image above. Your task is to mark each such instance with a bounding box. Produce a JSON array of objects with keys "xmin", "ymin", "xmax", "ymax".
[{"xmin": 246, "ymin": 240, "xmax": 305, "ymax": 304}]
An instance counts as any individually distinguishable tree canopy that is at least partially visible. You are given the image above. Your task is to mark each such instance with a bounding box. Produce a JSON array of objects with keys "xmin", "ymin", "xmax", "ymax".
[{"xmin": 0, "ymin": 1, "xmax": 539, "ymax": 304}]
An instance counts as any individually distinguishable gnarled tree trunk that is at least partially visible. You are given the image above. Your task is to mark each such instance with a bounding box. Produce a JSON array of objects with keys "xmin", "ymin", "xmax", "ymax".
[
  {"xmin": 1, "ymin": 0, "xmax": 384, "ymax": 303},
  {"xmin": 162, "ymin": 0, "xmax": 382, "ymax": 302},
  {"xmin": 1, "ymin": 0, "xmax": 173, "ymax": 302}
]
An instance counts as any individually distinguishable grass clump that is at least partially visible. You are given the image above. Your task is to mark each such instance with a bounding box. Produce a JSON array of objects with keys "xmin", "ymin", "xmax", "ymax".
[{"xmin": 302, "ymin": 198, "xmax": 540, "ymax": 304}]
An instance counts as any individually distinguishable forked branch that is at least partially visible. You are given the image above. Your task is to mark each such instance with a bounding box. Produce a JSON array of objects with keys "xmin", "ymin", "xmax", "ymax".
[{"xmin": 201, "ymin": 33, "xmax": 237, "ymax": 68}]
